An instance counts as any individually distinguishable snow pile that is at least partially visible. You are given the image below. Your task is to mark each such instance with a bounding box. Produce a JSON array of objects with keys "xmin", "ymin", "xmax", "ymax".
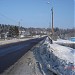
[
  {"xmin": 39, "ymin": 37, "xmax": 75, "ymax": 75},
  {"xmin": 50, "ymin": 44, "xmax": 74, "ymax": 63}
]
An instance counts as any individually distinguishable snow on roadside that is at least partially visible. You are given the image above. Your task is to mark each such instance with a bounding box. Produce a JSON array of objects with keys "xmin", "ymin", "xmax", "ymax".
[
  {"xmin": 39, "ymin": 37, "xmax": 75, "ymax": 75},
  {"xmin": 53, "ymin": 39, "xmax": 75, "ymax": 44},
  {"xmin": 50, "ymin": 44, "xmax": 75, "ymax": 64},
  {"xmin": 0, "ymin": 38, "xmax": 34, "ymax": 45}
]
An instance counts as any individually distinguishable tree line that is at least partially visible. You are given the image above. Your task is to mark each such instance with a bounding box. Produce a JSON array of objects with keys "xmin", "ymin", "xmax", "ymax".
[
  {"xmin": 0, "ymin": 24, "xmax": 19, "ymax": 38},
  {"xmin": 0, "ymin": 24, "xmax": 75, "ymax": 39}
]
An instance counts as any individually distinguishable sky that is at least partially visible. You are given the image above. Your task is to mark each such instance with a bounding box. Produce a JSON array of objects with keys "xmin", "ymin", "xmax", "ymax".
[{"xmin": 0, "ymin": 0, "xmax": 74, "ymax": 29}]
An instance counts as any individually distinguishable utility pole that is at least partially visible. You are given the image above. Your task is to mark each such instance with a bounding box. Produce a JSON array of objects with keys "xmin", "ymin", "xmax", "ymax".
[
  {"xmin": 18, "ymin": 19, "xmax": 22, "ymax": 39},
  {"xmin": 18, "ymin": 21, "xmax": 20, "ymax": 39},
  {"xmin": 51, "ymin": 7, "xmax": 54, "ymax": 34}
]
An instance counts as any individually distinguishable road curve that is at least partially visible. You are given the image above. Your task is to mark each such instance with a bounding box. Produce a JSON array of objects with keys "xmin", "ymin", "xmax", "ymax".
[{"xmin": 0, "ymin": 36, "xmax": 46, "ymax": 73}]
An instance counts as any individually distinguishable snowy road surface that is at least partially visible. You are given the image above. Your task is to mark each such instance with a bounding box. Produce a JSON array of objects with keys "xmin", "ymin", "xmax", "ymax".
[{"xmin": 0, "ymin": 38, "xmax": 33, "ymax": 45}]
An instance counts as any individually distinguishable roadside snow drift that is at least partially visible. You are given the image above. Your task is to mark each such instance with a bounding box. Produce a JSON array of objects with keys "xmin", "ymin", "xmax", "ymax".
[{"xmin": 39, "ymin": 37, "xmax": 75, "ymax": 75}]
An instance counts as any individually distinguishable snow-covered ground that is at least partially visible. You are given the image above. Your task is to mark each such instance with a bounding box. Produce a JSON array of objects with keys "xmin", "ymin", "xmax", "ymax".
[
  {"xmin": 50, "ymin": 44, "xmax": 74, "ymax": 64},
  {"xmin": 54, "ymin": 39, "xmax": 75, "ymax": 44},
  {"xmin": 0, "ymin": 37, "xmax": 75, "ymax": 75},
  {"xmin": 39, "ymin": 37, "xmax": 75, "ymax": 75}
]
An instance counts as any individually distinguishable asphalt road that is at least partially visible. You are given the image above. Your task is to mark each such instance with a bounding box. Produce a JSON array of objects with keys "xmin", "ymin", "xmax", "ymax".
[{"xmin": 0, "ymin": 37, "xmax": 46, "ymax": 73}]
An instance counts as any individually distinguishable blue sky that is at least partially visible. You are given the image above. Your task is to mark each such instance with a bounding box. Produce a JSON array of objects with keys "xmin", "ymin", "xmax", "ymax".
[{"xmin": 0, "ymin": 0, "xmax": 74, "ymax": 28}]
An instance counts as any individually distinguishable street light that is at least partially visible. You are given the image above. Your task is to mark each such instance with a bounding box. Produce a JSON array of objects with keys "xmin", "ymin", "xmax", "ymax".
[{"xmin": 47, "ymin": 1, "xmax": 54, "ymax": 34}]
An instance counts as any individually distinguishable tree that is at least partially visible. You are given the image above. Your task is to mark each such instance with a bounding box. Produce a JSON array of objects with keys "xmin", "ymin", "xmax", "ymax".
[
  {"xmin": 8, "ymin": 26, "xmax": 19, "ymax": 37},
  {"xmin": 14, "ymin": 26, "xmax": 19, "ymax": 37}
]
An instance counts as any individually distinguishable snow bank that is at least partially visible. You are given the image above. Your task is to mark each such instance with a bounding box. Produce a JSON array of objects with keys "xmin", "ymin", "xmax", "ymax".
[
  {"xmin": 50, "ymin": 44, "xmax": 75, "ymax": 64},
  {"xmin": 39, "ymin": 37, "xmax": 75, "ymax": 75}
]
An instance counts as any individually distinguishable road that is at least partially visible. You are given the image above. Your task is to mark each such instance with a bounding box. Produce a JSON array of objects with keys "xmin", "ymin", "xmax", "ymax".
[{"xmin": 0, "ymin": 36, "xmax": 46, "ymax": 73}]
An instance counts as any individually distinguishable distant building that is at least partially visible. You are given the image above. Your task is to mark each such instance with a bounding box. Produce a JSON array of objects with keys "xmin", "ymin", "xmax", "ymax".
[
  {"xmin": 0, "ymin": 32, "xmax": 8, "ymax": 39},
  {"xmin": 19, "ymin": 30, "xmax": 30, "ymax": 38}
]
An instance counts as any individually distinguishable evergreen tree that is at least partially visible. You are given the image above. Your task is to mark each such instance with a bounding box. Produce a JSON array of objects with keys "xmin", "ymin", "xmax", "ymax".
[
  {"xmin": 9, "ymin": 26, "xmax": 19, "ymax": 37},
  {"xmin": 14, "ymin": 26, "xmax": 19, "ymax": 37}
]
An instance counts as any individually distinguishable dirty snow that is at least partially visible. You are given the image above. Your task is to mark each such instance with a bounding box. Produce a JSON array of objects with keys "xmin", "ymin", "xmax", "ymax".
[{"xmin": 39, "ymin": 37, "xmax": 75, "ymax": 75}]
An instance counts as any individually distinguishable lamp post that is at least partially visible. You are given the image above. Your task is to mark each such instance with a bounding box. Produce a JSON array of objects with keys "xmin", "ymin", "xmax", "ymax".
[{"xmin": 48, "ymin": 1, "xmax": 54, "ymax": 35}]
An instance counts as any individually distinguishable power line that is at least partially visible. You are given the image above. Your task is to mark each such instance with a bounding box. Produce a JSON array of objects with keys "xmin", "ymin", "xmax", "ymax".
[{"xmin": 0, "ymin": 12, "xmax": 17, "ymax": 23}]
